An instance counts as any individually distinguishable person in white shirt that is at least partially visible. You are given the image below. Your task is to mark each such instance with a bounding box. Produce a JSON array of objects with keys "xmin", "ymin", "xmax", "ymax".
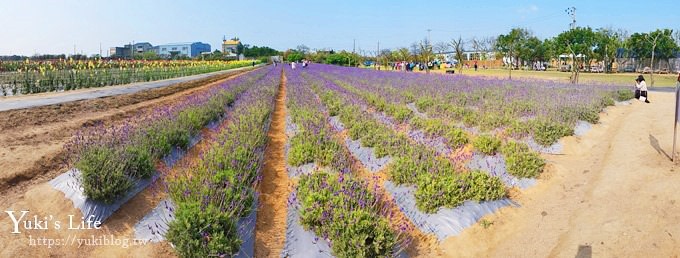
[{"xmin": 635, "ymin": 74, "xmax": 650, "ymax": 103}]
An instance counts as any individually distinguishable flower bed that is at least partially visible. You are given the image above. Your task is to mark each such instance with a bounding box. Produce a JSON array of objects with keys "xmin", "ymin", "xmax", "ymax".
[
  {"xmin": 164, "ymin": 66, "xmax": 280, "ymax": 257},
  {"xmin": 63, "ymin": 67, "xmax": 271, "ymax": 205},
  {"xmin": 282, "ymin": 66, "xmax": 406, "ymax": 257},
  {"xmin": 0, "ymin": 59, "xmax": 260, "ymax": 95},
  {"xmin": 304, "ymin": 68, "xmax": 508, "ymax": 214}
]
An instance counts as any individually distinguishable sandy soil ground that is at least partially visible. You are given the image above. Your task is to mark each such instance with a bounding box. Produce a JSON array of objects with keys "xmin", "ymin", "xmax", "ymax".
[
  {"xmin": 437, "ymin": 92, "xmax": 680, "ymax": 257},
  {"xmin": 254, "ymin": 70, "xmax": 290, "ymax": 257}
]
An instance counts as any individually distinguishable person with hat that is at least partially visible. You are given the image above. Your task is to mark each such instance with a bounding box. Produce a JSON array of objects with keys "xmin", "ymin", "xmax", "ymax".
[{"xmin": 635, "ymin": 74, "xmax": 650, "ymax": 103}]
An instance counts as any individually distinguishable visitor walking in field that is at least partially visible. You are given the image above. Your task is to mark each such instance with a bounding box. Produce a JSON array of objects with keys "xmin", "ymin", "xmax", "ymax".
[{"xmin": 635, "ymin": 75, "xmax": 650, "ymax": 103}]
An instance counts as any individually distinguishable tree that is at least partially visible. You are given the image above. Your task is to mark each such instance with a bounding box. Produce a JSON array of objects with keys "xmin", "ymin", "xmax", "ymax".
[
  {"xmin": 519, "ymin": 37, "xmax": 544, "ymax": 64},
  {"xmin": 645, "ymin": 29, "xmax": 674, "ymax": 86},
  {"xmin": 296, "ymin": 45, "xmax": 310, "ymax": 54},
  {"xmin": 284, "ymin": 50, "xmax": 304, "ymax": 62},
  {"xmin": 470, "ymin": 37, "xmax": 483, "ymax": 61},
  {"xmin": 433, "ymin": 42, "xmax": 450, "ymax": 54},
  {"xmin": 627, "ymin": 29, "xmax": 677, "ymax": 85},
  {"xmin": 325, "ymin": 51, "xmax": 361, "ymax": 66},
  {"xmin": 555, "ymin": 27, "xmax": 597, "ymax": 84},
  {"xmin": 393, "ymin": 48, "xmax": 411, "ymax": 62},
  {"xmin": 141, "ymin": 51, "xmax": 160, "ymax": 60},
  {"xmin": 243, "ymin": 45, "xmax": 280, "ymax": 58},
  {"xmin": 496, "ymin": 28, "xmax": 531, "ymax": 79},
  {"xmin": 593, "ymin": 28, "xmax": 623, "ymax": 73},
  {"xmin": 450, "ymin": 36, "xmax": 465, "ymax": 74},
  {"xmin": 409, "ymin": 42, "xmax": 420, "ymax": 58},
  {"xmin": 418, "ymin": 38, "xmax": 434, "ymax": 73}
]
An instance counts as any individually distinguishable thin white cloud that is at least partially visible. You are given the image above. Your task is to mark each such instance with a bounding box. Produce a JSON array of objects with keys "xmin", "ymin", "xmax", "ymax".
[{"xmin": 517, "ymin": 4, "xmax": 539, "ymax": 14}]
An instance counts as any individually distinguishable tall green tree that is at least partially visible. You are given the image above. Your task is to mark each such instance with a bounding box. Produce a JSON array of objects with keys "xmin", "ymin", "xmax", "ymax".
[
  {"xmin": 496, "ymin": 28, "xmax": 531, "ymax": 79},
  {"xmin": 627, "ymin": 29, "xmax": 677, "ymax": 85},
  {"xmin": 555, "ymin": 27, "xmax": 597, "ymax": 84},
  {"xmin": 593, "ymin": 28, "xmax": 623, "ymax": 73},
  {"xmin": 392, "ymin": 48, "xmax": 411, "ymax": 62}
]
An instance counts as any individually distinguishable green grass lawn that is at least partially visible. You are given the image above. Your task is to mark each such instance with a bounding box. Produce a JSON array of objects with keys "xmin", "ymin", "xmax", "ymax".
[
  {"xmin": 362, "ymin": 65, "xmax": 679, "ymax": 87},
  {"xmin": 448, "ymin": 68, "xmax": 679, "ymax": 87}
]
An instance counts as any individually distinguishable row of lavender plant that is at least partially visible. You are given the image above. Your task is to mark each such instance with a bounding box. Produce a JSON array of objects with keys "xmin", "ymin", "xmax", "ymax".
[
  {"xmin": 317, "ymin": 66, "xmax": 544, "ymax": 180},
  {"xmin": 285, "ymin": 66, "xmax": 405, "ymax": 257},
  {"xmin": 321, "ymin": 65, "xmax": 633, "ymax": 146},
  {"xmin": 64, "ymin": 67, "xmax": 270, "ymax": 204},
  {"xmin": 302, "ymin": 66, "xmax": 507, "ymax": 214},
  {"xmin": 163, "ymin": 66, "xmax": 281, "ymax": 257},
  {"xmin": 317, "ymin": 65, "xmax": 635, "ymax": 179}
]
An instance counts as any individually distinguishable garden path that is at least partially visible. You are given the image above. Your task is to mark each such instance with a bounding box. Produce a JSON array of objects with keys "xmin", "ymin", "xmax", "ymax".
[{"xmin": 254, "ymin": 69, "xmax": 289, "ymax": 257}]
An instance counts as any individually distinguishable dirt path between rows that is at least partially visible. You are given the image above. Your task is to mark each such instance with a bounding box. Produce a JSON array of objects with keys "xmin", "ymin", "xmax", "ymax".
[
  {"xmin": 438, "ymin": 92, "xmax": 680, "ymax": 257},
  {"xmin": 0, "ymin": 67, "xmax": 259, "ymax": 206},
  {"xmin": 254, "ymin": 69, "xmax": 289, "ymax": 257}
]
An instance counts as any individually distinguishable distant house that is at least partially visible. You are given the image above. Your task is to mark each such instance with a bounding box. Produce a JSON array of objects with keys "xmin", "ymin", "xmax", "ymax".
[
  {"xmin": 109, "ymin": 42, "xmax": 154, "ymax": 58},
  {"xmin": 109, "ymin": 47, "xmax": 128, "ymax": 58},
  {"xmin": 156, "ymin": 42, "xmax": 211, "ymax": 58},
  {"xmin": 132, "ymin": 42, "xmax": 154, "ymax": 54},
  {"xmin": 222, "ymin": 39, "xmax": 240, "ymax": 55}
]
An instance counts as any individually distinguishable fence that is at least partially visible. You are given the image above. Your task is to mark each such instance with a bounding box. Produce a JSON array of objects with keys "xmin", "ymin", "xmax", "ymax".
[{"xmin": 615, "ymin": 58, "xmax": 680, "ymax": 73}]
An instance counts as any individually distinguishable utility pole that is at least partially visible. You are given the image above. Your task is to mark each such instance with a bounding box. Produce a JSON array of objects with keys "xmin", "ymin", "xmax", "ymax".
[
  {"xmin": 565, "ymin": 7, "xmax": 576, "ymax": 30},
  {"xmin": 99, "ymin": 42, "xmax": 102, "ymax": 58},
  {"xmin": 73, "ymin": 44, "xmax": 76, "ymax": 57},
  {"xmin": 353, "ymin": 39, "xmax": 356, "ymax": 54},
  {"xmin": 377, "ymin": 40, "xmax": 380, "ymax": 70},
  {"xmin": 565, "ymin": 7, "xmax": 578, "ymax": 83}
]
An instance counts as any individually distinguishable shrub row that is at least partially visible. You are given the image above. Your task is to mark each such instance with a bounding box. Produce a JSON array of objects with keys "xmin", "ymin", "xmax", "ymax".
[
  {"xmin": 165, "ymin": 66, "xmax": 280, "ymax": 257},
  {"xmin": 67, "ymin": 68, "xmax": 269, "ymax": 203},
  {"xmin": 297, "ymin": 172, "xmax": 398, "ymax": 258},
  {"xmin": 285, "ymin": 71, "xmax": 351, "ymax": 171},
  {"xmin": 288, "ymin": 69, "xmax": 399, "ymax": 257},
  {"xmin": 414, "ymin": 171, "xmax": 506, "ymax": 213},
  {"xmin": 308, "ymin": 71, "xmax": 507, "ymax": 214},
  {"xmin": 500, "ymin": 141, "xmax": 546, "ymax": 179}
]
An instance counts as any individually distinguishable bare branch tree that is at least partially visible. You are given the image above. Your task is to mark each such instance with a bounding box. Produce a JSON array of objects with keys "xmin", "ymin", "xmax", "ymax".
[
  {"xmin": 433, "ymin": 42, "xmax": 450, "ymax": 54},
  {"xmin": 449, "ymin": 36, "xmax": 465, "ymax": 74},
  {"xmin": 470, "ymin": 37, "xmax": 488, "ymax": 60}
]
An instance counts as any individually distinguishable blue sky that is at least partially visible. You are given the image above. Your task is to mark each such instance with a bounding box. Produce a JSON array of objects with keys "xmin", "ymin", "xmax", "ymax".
[{"xmin": 0, "ymin": 0, "xmax": 678, "ymax": 56}]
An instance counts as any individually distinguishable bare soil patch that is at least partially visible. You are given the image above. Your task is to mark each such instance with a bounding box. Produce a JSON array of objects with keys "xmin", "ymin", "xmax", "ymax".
[{"xmin": 254, "ymin": 70, "xmax": 290, "ymax": 257}]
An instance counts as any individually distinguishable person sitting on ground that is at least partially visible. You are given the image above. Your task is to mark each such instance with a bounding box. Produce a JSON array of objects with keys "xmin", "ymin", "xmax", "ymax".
[{"xmin": 635, "ymin": 75, "xmax": 650, "ymax": 103}]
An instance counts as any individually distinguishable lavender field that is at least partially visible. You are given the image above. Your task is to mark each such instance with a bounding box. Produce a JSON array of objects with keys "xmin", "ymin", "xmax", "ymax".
[
  {"xmin": 45, "ymin": 63, "xmax": 636, "ymax": 257},
  {"xmin": 275, "ymin": 64, "xmax": 633, "ymax": 256}
]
